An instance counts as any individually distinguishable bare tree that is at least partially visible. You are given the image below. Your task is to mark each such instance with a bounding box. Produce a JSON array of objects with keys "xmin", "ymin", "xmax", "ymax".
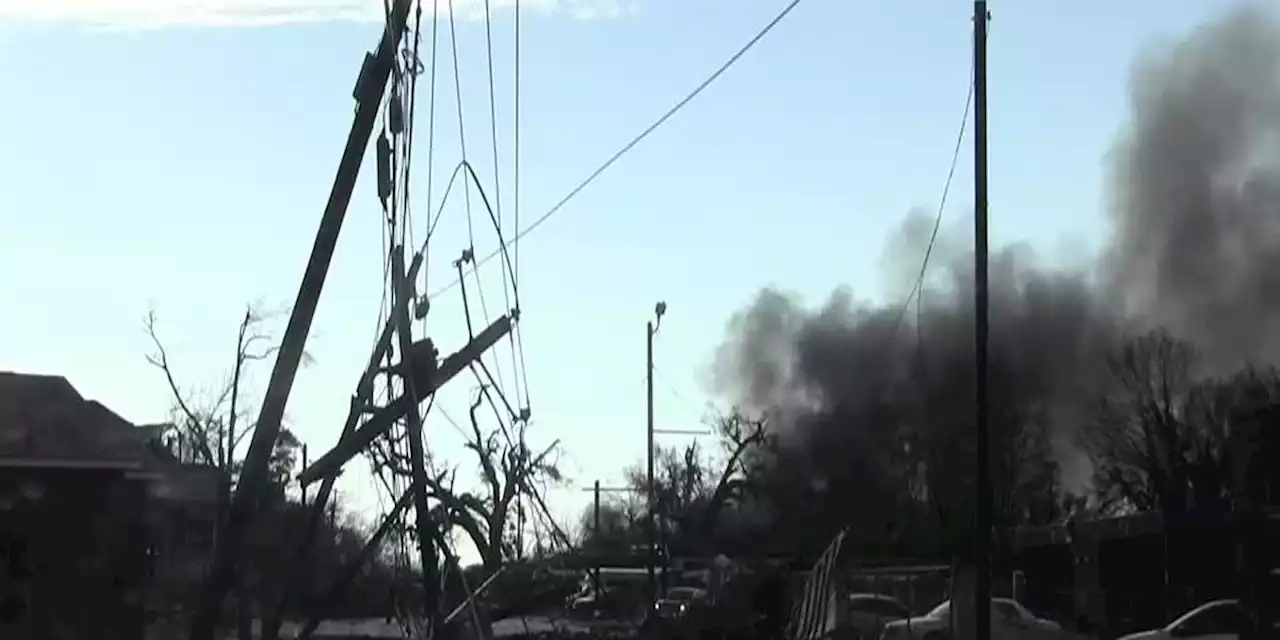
[
  {"xmin": 623, "ymin": 442, "xmax": 708, "ymax": 547},
  {"xmin": 701, "ymin": 410, "xmax": 768, "ymax": 527},
  {"xmin": 1081, "ymin": 330, "xmax": 1201, "ymax": 515},
  {"xmin": 1077, "ymin": 331, "xmax": 1277, "ymax": 515},
  {"xmin": 369, "ymin": 384, "xmax": 561, "ymax": 572},
  {"xmin": 577, "ymin": 502, "xmax": 635, "ymax": 552},
  {"xmin": 144, "ymin": 304, "xmax": 304, "ymax": 480},
  {"xmin": 606, "ymin": 409, "xmax": 770, "ymax": 555},
  {"xmin": 144, "ymin": 303, "xmax": 307, "ymax": 639}
]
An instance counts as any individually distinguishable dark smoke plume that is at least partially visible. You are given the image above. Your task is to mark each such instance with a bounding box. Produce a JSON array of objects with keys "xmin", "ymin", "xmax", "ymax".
[
  {"xmin": 1105, "ymin": 6, "xmax": 1280, "ymax": 371},
  {"xmin": 712, "ymin": 7, "xmax": 1280, "ymax": 494}
]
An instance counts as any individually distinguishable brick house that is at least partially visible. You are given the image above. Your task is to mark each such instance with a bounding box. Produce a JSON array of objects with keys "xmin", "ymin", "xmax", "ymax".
[
  {"xmin": 0, "ymin": 372, "xmax": 221, "ymax": 640},
  {"xmin": 136, "ymin": 425, "xmax": 222, "ymax": 625}
]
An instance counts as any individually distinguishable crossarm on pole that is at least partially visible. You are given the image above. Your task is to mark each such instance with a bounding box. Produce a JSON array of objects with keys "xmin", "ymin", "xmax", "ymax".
[{"xmin": 296, "ymin": 314, "xmax": 513, "ymax": 486}]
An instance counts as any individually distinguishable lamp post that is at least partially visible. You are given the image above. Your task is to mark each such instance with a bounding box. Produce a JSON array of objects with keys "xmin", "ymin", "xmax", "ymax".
[{"xmin": 646, "ymin": 301, "xmax": 666, "ymax": 605}]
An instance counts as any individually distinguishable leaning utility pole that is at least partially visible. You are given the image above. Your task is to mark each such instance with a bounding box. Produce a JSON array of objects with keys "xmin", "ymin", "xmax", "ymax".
[
  {"xmin": 972, "ymin": 3, "xmax": 992, "ymax": 640},
  {"xmin": 187, "ymin": 1, "xmax": 414, "ymax": 637}
]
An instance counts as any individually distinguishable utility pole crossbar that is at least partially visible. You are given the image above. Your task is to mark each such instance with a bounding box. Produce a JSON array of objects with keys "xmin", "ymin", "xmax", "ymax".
[
  {"xmin": 296, "ymin": 313, "xmax": 514, "ymax": 486},
  {"xmin": 188, "ymin": 0, "xmax": 414, "ymax": 636},
  {"xmin": 266, "ymin": 266, "xmax": 508, "ymax": 640}
]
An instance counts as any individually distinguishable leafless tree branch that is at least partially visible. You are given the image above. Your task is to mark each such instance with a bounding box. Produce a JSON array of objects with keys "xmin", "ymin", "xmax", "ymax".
[{"xmin": 145, "ymin": 308, "xmax": 218, "ymax": 465}]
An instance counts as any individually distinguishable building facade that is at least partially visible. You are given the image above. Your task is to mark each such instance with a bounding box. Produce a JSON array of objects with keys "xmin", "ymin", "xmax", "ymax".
[{"xmin": 0, "ymin": 372, "xmax": 218, "ymax": 640}]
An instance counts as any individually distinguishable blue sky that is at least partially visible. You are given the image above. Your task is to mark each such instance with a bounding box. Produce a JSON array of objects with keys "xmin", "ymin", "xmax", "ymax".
[{"xmin": 0, "ymin": 0, "xmax": 1246, "ymax": 551}]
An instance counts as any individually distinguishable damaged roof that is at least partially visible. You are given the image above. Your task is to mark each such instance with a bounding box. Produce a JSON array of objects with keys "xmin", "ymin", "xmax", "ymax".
[{"xmin": 0, "ymin": 371, "xmax": 157, "ymax": 468}]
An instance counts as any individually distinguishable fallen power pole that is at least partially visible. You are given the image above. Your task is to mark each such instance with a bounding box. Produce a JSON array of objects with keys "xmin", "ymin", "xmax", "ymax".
[
  {"xmin": 296, "ymin": 313, "xmax": 513, "ymax": 486},
  {"xmin": 263, "ymin": 247, "xmax": 434, "ymax": 638},
  {"xmin": 266, "ymin": 265, "xmax": 512, "ymax": 639},
  {"xmin": 295, "ymin": 492, "xmax": 413, "ymax": 640},
  {"xmin": 389, "ymin": 245, "xmax": 441, "ymax": 630},
  {"xmin": 188, "ymin": 0, "xmax": 415, "ymax": 637},
  {"xmin": 279, "ymin": 304, "xmax": 512, "ymax": 638}
]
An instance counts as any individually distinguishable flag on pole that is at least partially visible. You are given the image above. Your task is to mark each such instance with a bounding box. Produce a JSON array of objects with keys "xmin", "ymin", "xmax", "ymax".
[{"xmin": 787, "ymin": 528, "xmax": 848, "ymax": 640}]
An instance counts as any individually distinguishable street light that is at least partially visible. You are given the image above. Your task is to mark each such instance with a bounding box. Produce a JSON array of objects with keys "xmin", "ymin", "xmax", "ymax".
[{"xmin": 646, "ymin": 300, "xmax": 666, "ymax": 605}]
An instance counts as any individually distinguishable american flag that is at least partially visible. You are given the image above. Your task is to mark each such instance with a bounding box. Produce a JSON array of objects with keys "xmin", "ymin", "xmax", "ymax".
[{"xmin": 786, "ymin": 528, "xmax": 848, "ymax": 640}]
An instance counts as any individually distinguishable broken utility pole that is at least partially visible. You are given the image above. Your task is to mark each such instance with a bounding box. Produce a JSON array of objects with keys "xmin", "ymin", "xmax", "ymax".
[
  {"xmin": 389, "ymin": 245, "xmax": 441, "ymax": 629},
  {"xmin": 187, "ymin": 0, "xmax": 415, "ymax": 637},
  {"xmin": 263, "ymin": 256, "xmax": 430, "ymax": 639},
  {"xmin": 295, "ymin": 313, "xmax": 513, "ymax": 486},
  {"xmin": 278, "ymin": 293, "xmax": 512, "ymax": 638},
  {"xmin": 294, "ymin": 491, "xmax": 414, "ymax": 640},
  {"xmin": 266, "ymin": 265, "xmax": 513, "ymax": 638}
]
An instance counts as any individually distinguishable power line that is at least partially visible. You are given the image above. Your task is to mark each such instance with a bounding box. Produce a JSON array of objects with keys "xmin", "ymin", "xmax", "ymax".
[
  {"xmin": 888, "ymin": 63, "xmax": 976, "ymax": 337},
  {"xmin": 511, "ymin": 0, "xmax": 533, "ymax": 418},
  {"xmin": 513, "ymin": 0, "xmax": 522, "ymax": 294},
  {"xmin": 653, "ymin": 366, "xmax": 711, "ymax": 423},
  {"xmin": 441, "ymin": 0, "xmax": 516, "ymax": 416},
  {"xmin": 481, "ymin": 0, "xmax": 525, "ymax": 413},
  {"xmin": 512, "ymin": 0, "xmax": 532, "ymax": 416},
  {"xmin": 420, "ymin": 0, "xmax": 441, "ymax": 303},
  {"xmin": 427, "ymin": 0, "xmax": 805, "ymax": 301}
]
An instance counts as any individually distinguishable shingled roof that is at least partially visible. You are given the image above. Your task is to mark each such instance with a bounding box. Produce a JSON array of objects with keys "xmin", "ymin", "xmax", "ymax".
[{"xmin": 0, "ymin": 371, "xmax": 156, "ymax": 468}]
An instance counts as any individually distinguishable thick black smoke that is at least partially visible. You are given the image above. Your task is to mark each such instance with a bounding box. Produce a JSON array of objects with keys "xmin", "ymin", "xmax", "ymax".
[
  {"xmin": 1105, "ymin": 7, "xmax": 1280, "ymax": 370},
  {"xmin": 712, "ymin": 7, "xmax": 1280, "ymax": 494}
]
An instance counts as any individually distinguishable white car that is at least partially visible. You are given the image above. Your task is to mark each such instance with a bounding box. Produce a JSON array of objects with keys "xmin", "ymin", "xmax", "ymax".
[
  {"xmin": 1117, "ymin": 599, "xmax": 1266, "ymax": 640},
  {"xmin": 846, "ymin": 593, "xmax": 912, "ymax": 640},
  {"xmin": 880, "ymin": 598, "xmax": 1062, "ymax": 640}
]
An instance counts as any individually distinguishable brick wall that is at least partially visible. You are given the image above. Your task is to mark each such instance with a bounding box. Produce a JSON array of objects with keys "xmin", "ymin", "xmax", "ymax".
[{"xmin": 0, "ymin": 467, "xmax": 148, "ymax": 640}]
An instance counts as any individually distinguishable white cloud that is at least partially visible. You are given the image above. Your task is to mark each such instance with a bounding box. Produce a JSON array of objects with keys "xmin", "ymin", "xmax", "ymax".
[{"xmin": 0, "ymin": 0, "xmax": 633, "ymax": 30}]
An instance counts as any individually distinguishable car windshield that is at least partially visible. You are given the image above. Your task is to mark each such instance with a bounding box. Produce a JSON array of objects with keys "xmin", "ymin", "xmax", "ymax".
[
  {"xmin": 925, "ymin": 599, "xmax": 1030, "ymax": 621},
  {"xmin": 1167, "ymin": 601, "xmax": 1248, "ymax": 635}
]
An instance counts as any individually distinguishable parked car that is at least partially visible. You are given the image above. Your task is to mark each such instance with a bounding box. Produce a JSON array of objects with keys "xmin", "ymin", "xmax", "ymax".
[
  {"xmin": 652, "ymin": 586, "xmax": 710, "ymax": 620},
  {"xmin": 564, "ymin": 567, "xmax": 653, "ymax": 620},
  {"xmin": 846, "ymin": 593, "xmax": 912, "ymax": 640},
  {"xmin": 566, "ymin": 586, "xmax": 630, "ymax": 619},
  {"xmin": 1116, "ymin": 599, "xmax": 1275, "ymax": 640},
  {"xmin": 880, "ymin": 598, "xmax": 1061, "ymax": 640}
]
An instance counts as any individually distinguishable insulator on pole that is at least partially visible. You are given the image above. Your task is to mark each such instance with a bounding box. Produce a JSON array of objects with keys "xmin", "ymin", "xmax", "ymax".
[
  {"xmin": 376, "ymin": 133, "xmax": 393, "ymax": 205},
  {"xmin": 389, "ymin": 91, "xmax": 406, "ymax": 135}
]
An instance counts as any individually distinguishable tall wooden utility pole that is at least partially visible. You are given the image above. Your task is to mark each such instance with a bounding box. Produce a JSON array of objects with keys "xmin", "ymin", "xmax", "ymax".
[
  {"xmin": 972, "ymin": 3, "xmax": 992, "ymax": 640},
  {"xmin": 188, "ymin": 1, "xmax": 414, "ymax": 637}
]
